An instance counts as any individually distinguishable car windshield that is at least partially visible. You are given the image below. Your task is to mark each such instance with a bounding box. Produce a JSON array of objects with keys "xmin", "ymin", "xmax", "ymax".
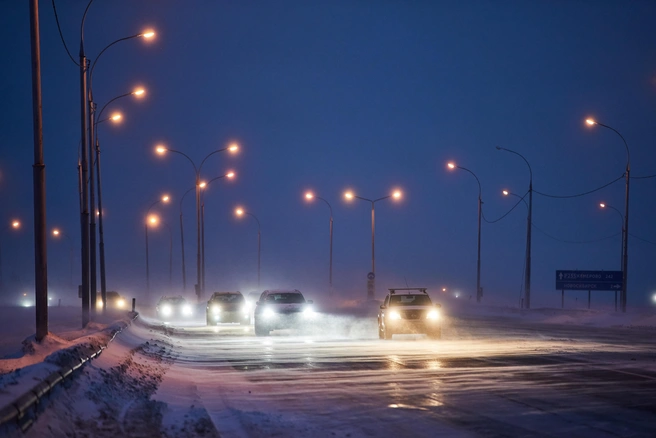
[
  {"xmin": 389, "ymin": 294, "xmax": 432, "ymax": 306},
  {"xmin": 212, "ymin": 294, "xmax": 244, "ymax": 303},
  {"xmin": 161, "ymin": 297, "xmax": 185, "ymax": 305},
  {"xmin": 263, "ymin": 293, "xmax": 305, "ymax": 304}
]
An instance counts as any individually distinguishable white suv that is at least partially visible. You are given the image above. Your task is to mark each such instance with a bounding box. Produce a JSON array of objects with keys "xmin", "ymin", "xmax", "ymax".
[{"xmin": 377, "ymin": 288, "xmax": 441, "ymax": 339}]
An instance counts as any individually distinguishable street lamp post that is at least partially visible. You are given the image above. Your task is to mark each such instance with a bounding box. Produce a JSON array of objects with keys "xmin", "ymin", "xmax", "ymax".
[
  {"xmin": 145, "ymin": 195, "xmax": 170, "ymax": 298},
  {"xmin": 304, "ymin": 191, "xmax": 333, "ymax": 295},
  {"xmin": 155, "ymin": 143, "xmax": 239, "ymax": 301},
  {"xmin": 235, "ymin": 207, "xmax": 261, "ymax": 288},
  {"xmin": 200, "ymin": 172, "xmax": 235, "ymax": 292},
  {"xmin": 52, "ymin": 228, "xmax": 75, "ymax": 289},
  {"xmin": 179, "ymin": 186, "xmax": 195, "ymax": 293},
  {"xmin": 587, "ymin": 119, "xmax": 630, "ymax": 312},
  {"xmin": 86, "ymin": 31, "xmax": 155, "ymax": 317},
  {"xmin": 94, "ymin": 88, "xmax": 145, "ymax": 314},
  {"xmin": 496, "ymin": 147, "xmax": 533, "ymax": 309},
  {"xmin": 344, "ymin": 189, "xmax": 402, "ymax": 299},
  {"xmin": 448, "ymin": 162, "xmax": 483, "ymax": 303},
  {"xmin": 599, "ymin": 202, "xmax": 624, "ymax": 312}
]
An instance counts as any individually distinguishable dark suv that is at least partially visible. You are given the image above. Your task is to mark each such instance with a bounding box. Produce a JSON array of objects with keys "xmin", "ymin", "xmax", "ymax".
[
  {"xmin": 253, "ymin": 289, "xmax": 315, "ymax": 336},
  {"xmin": 206, "ymin": 291, "xmax": 249, "ymax": 325},
  {"xmin": 377, "ymin": 288, "xmax": 441, "ymax": 339}
]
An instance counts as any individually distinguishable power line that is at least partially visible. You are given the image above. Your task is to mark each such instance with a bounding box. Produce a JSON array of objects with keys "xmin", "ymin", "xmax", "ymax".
[
  {"xmin": 629, "ymin": 233, "xmax": 656, "ymax": 246},
  {"xmin": 631, "ymin": 174, "xmax": 656, "ymax": 180},
  {"xmin": 51, "ymin": 0, "xmax": 79, "ymax": 66},
  {"xmin": 482, "ymin": 191, "xmax": 528, "ymax": 224},
  {"xmin": 533, "ymin": 174, "xmax": 625, "ymax": 198}
]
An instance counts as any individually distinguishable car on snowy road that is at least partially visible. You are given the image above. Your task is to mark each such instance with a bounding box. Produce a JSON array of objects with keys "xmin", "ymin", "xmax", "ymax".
[
  {"xmin": 155, "ymin": 295, "xmax": 194, "ymax": 321},
  {"xmin": 253, "ymin": 289, "xmax": 316, "ymax": 336},
  {"xmin": 378, "ymin": 288, "xmax": 441, "ymax": 339},
  {"xmin": 206, "ymin": 291, "xmax": 250, "ymax": 325}
]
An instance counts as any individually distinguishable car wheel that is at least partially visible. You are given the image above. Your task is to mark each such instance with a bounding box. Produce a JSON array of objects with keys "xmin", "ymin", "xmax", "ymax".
[{"xmin": 428, "ymin": 328, "xmax": 441, "ymax": 340}]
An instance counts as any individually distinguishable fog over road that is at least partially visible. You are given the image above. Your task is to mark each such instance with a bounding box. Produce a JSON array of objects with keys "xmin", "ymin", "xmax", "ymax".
[{"xmin": 23, "ymin": 308, "xmax": 656, "ymax": 437}]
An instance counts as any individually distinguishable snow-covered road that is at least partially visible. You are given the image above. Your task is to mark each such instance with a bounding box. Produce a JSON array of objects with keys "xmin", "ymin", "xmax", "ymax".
[{"xmin": 15, "ymin": 309, "xmax": 656, "ymax": 437}]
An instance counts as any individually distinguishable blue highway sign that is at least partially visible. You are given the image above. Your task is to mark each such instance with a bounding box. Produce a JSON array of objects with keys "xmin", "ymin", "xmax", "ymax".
[{"xmin": 555, "ymin": 270, "xmax": 623, "ymax": 291}]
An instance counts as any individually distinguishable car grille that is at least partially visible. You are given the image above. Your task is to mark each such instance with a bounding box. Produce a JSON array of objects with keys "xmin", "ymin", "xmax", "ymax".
[{"xmin": 401, "ymin": 310, "xmax": 424, "ymax": 320}]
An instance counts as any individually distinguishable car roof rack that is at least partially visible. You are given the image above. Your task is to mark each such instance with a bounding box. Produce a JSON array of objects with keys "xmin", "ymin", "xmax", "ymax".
[{"xmin": 388, "ymin": 288, "xmax": 428, "ymax": 294}]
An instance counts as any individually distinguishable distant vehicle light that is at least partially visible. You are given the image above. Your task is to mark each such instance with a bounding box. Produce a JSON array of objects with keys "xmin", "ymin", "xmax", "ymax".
[
  {"xmin": 96, "ymin": 300, "xmax": 103, "ymax": 309},
  {"xmin": 182, "ymin": 304, "xmax": 193, "ymax": 316},
  {"xmin": 161, "ymin": 305, "xmax": 172, "ymax": 317},
  {"xmin": 117, "ymin": 299, "xmax": 126, "ymax": 308},
  {"xmin": 212, "ymin": 304, "xmax": 221, "ymax": 314}
]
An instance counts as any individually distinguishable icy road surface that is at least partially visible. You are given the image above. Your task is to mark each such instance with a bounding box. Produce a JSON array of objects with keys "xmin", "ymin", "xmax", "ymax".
[{"xmin": 24, "ymin": 309, "xmax": 656, "ymax": 437}]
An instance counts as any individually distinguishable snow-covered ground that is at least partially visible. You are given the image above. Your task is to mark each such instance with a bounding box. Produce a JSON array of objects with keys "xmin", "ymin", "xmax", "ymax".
[{"xmin": 2, "ymin": 299, "xmax": 656, "ymax": 437}]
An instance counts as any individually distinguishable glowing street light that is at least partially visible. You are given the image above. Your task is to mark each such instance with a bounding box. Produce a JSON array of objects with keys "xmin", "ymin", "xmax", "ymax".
[
  {"xmin": 304, "ymin": 191, "xmax": 333, "ymax": 294},
  {"xmin": 155, "ymin": 142, "xmax": 239, "ymax": 300},
  {"xmin": 448, "ymin": 161, "xmax": 483, "ymax": 303},
  {"xmin": 587, "ymin": 118, "xmax": 630, "ymax": 312},
  {"xmin": 235, "ymin": 207, "xmax": 261, "ymax": 288},
  {"xmin": 145, "ymin": 194, "xmax": 170, "ymax": 297},
  {"xmin": 343, "ymin": 188, "xmax": 403, "ymax": 299}
]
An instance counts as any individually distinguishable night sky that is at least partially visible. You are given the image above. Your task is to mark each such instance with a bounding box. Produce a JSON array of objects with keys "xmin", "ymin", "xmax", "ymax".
[{"xmin": 1, "ymin": 1, "xmax": 655, "ymax": 308}]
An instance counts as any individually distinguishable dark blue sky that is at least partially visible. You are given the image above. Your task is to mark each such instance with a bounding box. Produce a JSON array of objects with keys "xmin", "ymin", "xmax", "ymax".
[{"xmin": 1, "ymin": 1, "xmax": 655, "ymax": 308}]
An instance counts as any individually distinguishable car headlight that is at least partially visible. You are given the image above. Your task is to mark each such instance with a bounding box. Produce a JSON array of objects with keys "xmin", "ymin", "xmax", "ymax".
[
  {"xmin": 96, "ymin": 300, "xmax": 103, "ymax": 309},
  {"xmin": 389, "ymin": 311, "xmax": 401, "ymax": 320},
  {"xmin": 161, "ymin": 305, "xmax": 172, "ymax": 317},
  {"xmin": 262, "ymin": 307, "xmax": 276, "ymax": 319},
  {"xmin": 182, "ymin": 304, "xmax": 193, "ymax": 316},
  {"xmin": 211, "ymin": 304, "xmax": 221, "ymax": 315},
  {"xmin": 426, "ymin": 310, "xmax": 440, "ymax": 320},
  {"xmin": 303, "ymin": 306, "xmax": 315, "ymax": 318},
  {"xmin": 117, "ymin": 299, "xmax": 125, "ymax": 308}
]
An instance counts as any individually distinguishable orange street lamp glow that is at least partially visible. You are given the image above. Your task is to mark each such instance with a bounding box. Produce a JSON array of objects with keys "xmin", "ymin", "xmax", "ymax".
[
  {"xmin": 344, "ymin": 191, "xmax": 354, "ymax": 200},
  {"xmin": 148, "ymin": 215, "xmax": 159, "ymax": 226},
  {"xmin": 11, "ymin": 220, "xmax": 20, "ymax": 229},
  {"xmin": 133, "ymin": 88, "xmax": 146, "ymax": 97},
  {"xmin": 155, "ymin": 145, "xmax": 167, "ymax": 155},
  {"xmin": 110, "ymin": 112, "xmax": 122, "ymax": 123},
  {"xmin": 447, "ymin": 162, "xmax": 456, "ymax": 170},
  {"xmin": 586, "ymin": 118, "xmax": 596, "ymax": 126},
  {"xmin": 199, "ymin": 182, "xmax": 207, "ymax": 188},
  {"xmin": 142, "ymin": 30, "xmax": 155, "ymax": 39},
  {"xmin": 600, "ymin": 203, "xmax": 606, "ymax": 208},
  {"xmin": 392, "ymin": 190, "xmax": 402, "ymax": 199},
  {"xmin": 305, "ymin": 192, "xmax": 314, "ymax": 200},
  {"xmin": 502, "ymin": 190, "xmax": 509, "ymax": 196},
  {"xmin": 226, "ymin": 171, "xmax": 235, "ymax": 179},
  {"xmin": 235, "ymin": 208, "xmax": 244, "ymax": 216},
  {"xmin": 162, "ymin": 195, "xmax": 170, "ymax": 203},
  {"xmin": 228, "ymin": 143, "xmax": 239, "ymax": 153},
  {"xmin": 52, "ymin": 229, "xmax": 60, "ymax": 236}
]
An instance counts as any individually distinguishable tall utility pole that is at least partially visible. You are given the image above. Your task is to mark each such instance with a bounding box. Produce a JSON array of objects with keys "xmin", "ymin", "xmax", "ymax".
[
  {"xmin": 78, "ymin": 7, "xmax": 91, "ymax": 328},
  {"xmin": 496, "ymin": 147, "xmax": 532, "ymax": 309},
  {"xmin": 30, "ymin": 0, "xmax": 48, "ymax": 341}
]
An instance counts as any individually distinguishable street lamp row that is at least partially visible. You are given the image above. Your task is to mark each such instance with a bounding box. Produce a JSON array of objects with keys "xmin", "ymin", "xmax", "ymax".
[{"xmin": 446, "ymin": 117, "xmax": 630, "ymax": 311}]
